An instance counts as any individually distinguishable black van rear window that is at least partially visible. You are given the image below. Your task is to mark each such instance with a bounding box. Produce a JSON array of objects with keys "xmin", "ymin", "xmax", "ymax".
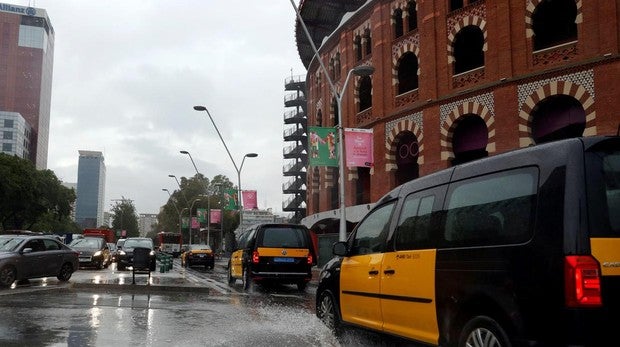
[
  {"xmin": 587, "ymin": 148, "xmax": 620, "ymax": 237},
  {"xmin": 259, "ymin": 227, "xmax": 308, "ymax": 248}
]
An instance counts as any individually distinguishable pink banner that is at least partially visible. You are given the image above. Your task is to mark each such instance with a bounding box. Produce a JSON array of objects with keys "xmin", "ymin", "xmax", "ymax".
[
  {"xmin": 210, "ymin": 209, "xmax": 221, "ymax": 224},
  {"xmin": 191, "ymin": 217, "xmax": 199, "ymax": 229},
  {"xmin": 242, "ymin": 190, "xmax": 257, "ymax": 210},
  {"xmin": 344, "ymin": 128, "xmax": 374, "ymax": 167}
]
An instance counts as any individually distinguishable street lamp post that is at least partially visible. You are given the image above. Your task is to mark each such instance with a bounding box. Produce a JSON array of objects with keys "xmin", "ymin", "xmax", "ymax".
[
  {"xmin": 168, "ymin": 174, "xmax": 189, "ymax": 205},
  {"xmin": 193, "ymin": 105, "xmax": 258, "ymax": 234},
  {"xmin": 180, "ymin": 150, "xmax": 213, "ymax": 246},
  {"xmin": 162, "ymin": 188, "xmax": 182, "ymax": 235},
  {"xmin": 335, "ymin": 65, "xmax": 375, "ymax": 242},
  {"xmin": 179, "ymin": 207, "xmax": 188, "ymax": 243},
  {"xmin": 189, "ymin": 198, "xmax": 201, "ymax": 244},
  {"xmin": 288, "ymin": 0, "xmax": 375, "ymax": 242}
]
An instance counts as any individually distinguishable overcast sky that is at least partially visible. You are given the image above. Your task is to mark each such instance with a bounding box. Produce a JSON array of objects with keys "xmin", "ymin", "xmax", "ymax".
[{"xmin": 25, "ymin": 1, "xmax": 307, "ymax": 216}]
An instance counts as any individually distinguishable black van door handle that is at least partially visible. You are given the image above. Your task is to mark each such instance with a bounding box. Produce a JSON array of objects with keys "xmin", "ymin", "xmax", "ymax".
[
  {"xmin": 384, "ymin": 269, "xmax": 395, "ymax": 275},
  {"xmin": 368, "ymin": 270, "xmax": 379, "ymax": 275}
]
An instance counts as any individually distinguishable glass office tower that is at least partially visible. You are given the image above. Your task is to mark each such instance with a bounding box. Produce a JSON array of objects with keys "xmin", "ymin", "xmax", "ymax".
[{"xmin": 76, "ymin": 150, "xmax": 106, "ymax": 228}]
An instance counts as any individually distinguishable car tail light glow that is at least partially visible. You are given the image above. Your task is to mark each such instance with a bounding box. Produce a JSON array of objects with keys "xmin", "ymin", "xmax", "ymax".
[
  {"xmin": 564, "ymin": 255, "xmax": 602, "ymax": 307},
  {"xmin": 307, "ymin": 253, "xmax": 313, "ymax": 264},
  {"xmin": 252, "ymin": 250, "xmax": 259, "ymax": 264}
]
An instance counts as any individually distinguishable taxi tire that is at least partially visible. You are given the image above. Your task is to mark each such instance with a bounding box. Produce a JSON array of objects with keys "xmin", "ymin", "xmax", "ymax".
[
  {"xmin": 457, "ymin": 315, "xmax": 512, "ymax": 347},
  {"xmin": 242, "ymin": 266, "xmax": 252, "ymax": 290},
  {"xmin": 227, "ymin": 263, "xmax": 235, "ymax": 285},
  {"xmin": 316, "ymin": 290, "xmax": 341, "ymax": 334}
]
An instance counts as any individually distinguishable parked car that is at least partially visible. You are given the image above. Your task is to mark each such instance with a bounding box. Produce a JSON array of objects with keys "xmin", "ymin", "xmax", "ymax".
[
  {"xmin": 315, "ymin": 136, "xmax": 620, "ymax": 346},
  {"xmin": 68, "ymin": 237, "xmax": 112, "ymax": 269},
  {"xmin": 228, "ymin": 223, "xmax": 316, "ymax": 291},
  {"xmin": 0, "ymin": 234, "xmax": 79, "ymax": 287},
  {"xmin": 181, "ymin": 244, "xmax": 215, "ymax": 269},
  {"xmin": 107, "ymin": 243, "xmax": 118, "ymax": 262},
  {"xmin": 116, "ymin": 237, "xmax": 156, "ymax": 271}
]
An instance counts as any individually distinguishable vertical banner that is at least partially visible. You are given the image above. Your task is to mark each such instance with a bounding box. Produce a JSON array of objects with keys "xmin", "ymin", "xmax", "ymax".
[
  {"xmin": 196, "ymin": 208, "xmax": 207, "ymax": 223},
  {"xmin": 224, "ymin": 188, "xmax": 238, "ymax": 210},
  {"xmin": 344, "ymin": 128, "xmax": 374, "ymax": 167},
  {"xmin": 308, "ymin": 126, "xmax": 338, "ymax": 167},
  {"xmin": 191, "ymin": 217, "xmax": 200, "ymax": 229},
  {"xmin": 242, "ymin": 190, "xmax": 258, "ymax": 210},
  {"xmin": 181, "ymin": 217, "xmax": 189, "ymax": 228},
  {"xmin": 210, "ymin": 209, "xmax": 221, "ymax": 224}
]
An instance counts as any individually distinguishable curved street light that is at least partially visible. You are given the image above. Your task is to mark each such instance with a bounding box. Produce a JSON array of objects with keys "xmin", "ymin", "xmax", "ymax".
[
  {"xmin": 193, "ymin": 105, "xmax": 258, "ymax": 233},
  {"xmin": 168, "ymin": 174, "xmax": 189, "ymax": 205},
  {"xmin": 162, "ymin": 188, "xmax": 182, "ymax": 235},
  {"xmin": 188, "ymin": 198, "xmax": 201, "ymax": 245}
]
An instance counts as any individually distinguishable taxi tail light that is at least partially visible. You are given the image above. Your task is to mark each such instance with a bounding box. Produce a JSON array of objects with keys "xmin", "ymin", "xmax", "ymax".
[
  {"xmin": 252, "ymin": 250, "xmax": 259, "ymax": 264},
  {"xmin": 307, "ymin": 253, "xmax": 313, "ymax": 265},
  {"xmin": 564, "ymin": 255, "xmax": 602, "ymax": 308}
]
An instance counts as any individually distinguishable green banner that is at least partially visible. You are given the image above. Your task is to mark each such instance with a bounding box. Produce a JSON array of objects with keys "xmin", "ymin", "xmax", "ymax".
[
  {"xmin": 224, "ymin": 188, "xmax": 238, "ymax": 210},
  {"xmin": 181, "ymin": 216, "xmax": 189, "ymax": 228},
  {"xmin": 197, "ymin": 208, "xmax": 207, "ymax": 223},
  {"xmin": 308, "ymin": 126, "xmax": 338, "ymax": 167}
]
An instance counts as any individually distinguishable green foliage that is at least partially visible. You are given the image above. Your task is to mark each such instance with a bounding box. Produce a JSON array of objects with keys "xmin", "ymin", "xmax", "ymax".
[
  {"xmin": 0, "ymin": 153, "xmax": 76, "ymax": 232},
  {"xmin": 156, "ymin": 173, "xmax": 239, "ymax": 248},
  {"xmin": 110, "ymin": 198, "xmax": 139, "ymax": 237}
]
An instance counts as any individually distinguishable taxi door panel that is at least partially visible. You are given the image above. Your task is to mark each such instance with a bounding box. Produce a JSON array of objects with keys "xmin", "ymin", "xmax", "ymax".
[
  {"xmin": 381, "ymin": 249, "xmax": 439, "ymax": 345},
  {"xmin": 230, "ymin": 249, "xmax": 244, "ymax": 278},
  {"xmin": 340, "ymin": 253, "xmax": 384, "ymax": 331}
]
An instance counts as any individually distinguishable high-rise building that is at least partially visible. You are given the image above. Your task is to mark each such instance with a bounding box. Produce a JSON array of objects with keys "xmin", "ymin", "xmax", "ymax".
[
  {"xmin": 76, "ymin": 150, "xmax": 106, "ymax": 228},
  {"xmin": 138, "ymin": 213, "xmax": 157, "ymax": 237},
  {"xmin": 0, "ymin": 3, "xmax": 54, "ymax": 169}
]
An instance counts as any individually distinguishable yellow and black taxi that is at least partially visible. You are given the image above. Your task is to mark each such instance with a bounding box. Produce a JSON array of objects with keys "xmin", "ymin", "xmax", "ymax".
[
  {"xmin": 316, "ymin": 136, "xmax": 620, "ymax": 346},
  {"xmin": 181, "ymin": 244, "xmax": 215, "ymax": 269},
  {"xmin": 228, "ymin": 223, "xmax": 317, "ymax": 291}
]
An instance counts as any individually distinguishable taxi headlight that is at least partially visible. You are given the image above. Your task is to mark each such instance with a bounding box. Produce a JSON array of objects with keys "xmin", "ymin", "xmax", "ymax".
[
  {"xmin": 93, "ymin": 251, "xmax": 102, "ymax": 257},
  {"xmin": 119, "ymin": 250, "xmax": 126, "ymax": 255}
]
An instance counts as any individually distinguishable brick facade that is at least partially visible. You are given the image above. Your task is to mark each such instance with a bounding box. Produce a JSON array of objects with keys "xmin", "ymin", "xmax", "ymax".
[{"xmin": 302, "ymin": 0, "xmax": 620, "ymax": 218}]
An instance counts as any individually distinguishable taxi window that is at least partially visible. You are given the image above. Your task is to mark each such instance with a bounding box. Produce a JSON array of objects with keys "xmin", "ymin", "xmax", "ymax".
[
  {"xmin": 395, "ymin": 192, "xmax": 437, "ymax": 250},
  {"xmin": 350, "ymin": 201, "xmax": 395, "ymax": 255},
  {"xmin": 260, "ymin": 227, "xmax": 307, "ymax": 248},
  {"xmin": 587, "ymin": 148, "xmax": 620, "ymax": 237}
]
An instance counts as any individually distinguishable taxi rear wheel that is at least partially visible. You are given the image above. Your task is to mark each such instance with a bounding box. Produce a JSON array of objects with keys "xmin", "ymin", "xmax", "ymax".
[
  {"xmin": 242, "ymin": 267, "xmax": 252, "ymax": 290},
  {"xmin": 227, "ymin": 262, "xmax": 235, "ymax": 285},
  {"xmin": 458, "ymin": 316, "xmax": 512, "ymax": 347}
]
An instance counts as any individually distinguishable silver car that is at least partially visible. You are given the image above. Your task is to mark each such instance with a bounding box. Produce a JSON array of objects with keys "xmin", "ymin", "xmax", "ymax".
[{"xmin": 0, "ymin": 235, "xmax": 80, "ymax": 287}]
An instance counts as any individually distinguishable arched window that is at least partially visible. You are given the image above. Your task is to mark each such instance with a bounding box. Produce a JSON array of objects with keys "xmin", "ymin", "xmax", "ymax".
[
  {"xmin": 397, "ymin": 52, "xmax": 419, "ymax": 94},
  {"xmin": 531, "ymin": 95, "xmax": 585, "ymax": 143},
  {"xmin": 329, "ymin": 57, "xmax": 336, "ymax": 81},
  {"xmin": 407, "ymin": 1, "xmax": 417, "ymax": 31},
  {"xmin": 316, "ymin": 109, "xmax": 323, "ymax": 126},
  {"xmin": 354, "ymin": 35, "xmax": 363, "ymax": 61},
  {"xmin": 332, "ymin": 97, "xmax": 339, "ymax": 126},
  {"xmin": 364, "ymin": 28, "xmax": 372, "ymax": 56},
  {"xmin": 393, "ymin": 8, "xmax": 404, "ymax": 38},
  {"xmin": 532, "ymin": 0, "xmax": 578, "ymax": 51},
  {"xmin": 451, "ymin": 114, "xmax": 488, "ymax": 165},
  {"xmin": 450, "ymin": 0, "xmax": 464, "ymax": 12},
  {"xmin": 453, "ymin": 25, "xmax": 484, "ymax": 74},
  {"xmin": 358, "ymin": 76, "xmax": 372, "ymax": 111},
  {"xmin": 335, "ymin": 52, "xmax": 341, "ymax": 80},
  {"xmin": 395, "ymin": 131, "xmax": 419, "ymax": 186}
]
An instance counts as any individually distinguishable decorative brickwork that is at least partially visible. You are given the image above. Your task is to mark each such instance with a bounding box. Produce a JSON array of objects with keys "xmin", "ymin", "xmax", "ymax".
[
  {"xmin": 517, "ymin": 70, "xmax": 596, "ymax": 147},
  {"xmin": 452, "ymin": 67, "xmax": 485, "ymax": 88},
  {"xmin": 395, "ymin": 89, "xmax": 419, "ymax": 108},
  {"xmin": 385, "ymin": 112, "xmax": 424, "ymax": 172},
  {"xmin": 532, "ymin": 41, "xmax": 578, "ymax": 67},
  {"xmin": 440, "ymin": 93, "xmax": 496, "ymax": 161},
  {"xmin": 356, "ymin": 108, "xmax": 374, "ymax": 125}
]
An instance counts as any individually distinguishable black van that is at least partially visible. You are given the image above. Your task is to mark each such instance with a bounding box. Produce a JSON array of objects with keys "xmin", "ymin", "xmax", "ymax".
[
  {"xmin": 228, "ymin": 223, "xmax": 317, "ymax": 291},
  {"xmin": 316, "ymin": 136, "xmax": 620, "ymax": 346}
]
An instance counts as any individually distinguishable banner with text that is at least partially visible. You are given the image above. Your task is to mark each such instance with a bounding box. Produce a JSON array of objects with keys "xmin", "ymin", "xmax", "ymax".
[
  {"xmin": 191, "ymin": 217, "xmax": 199, "ymax": 229},
  {"xmin": 344, "ymin": 128, "xmax": 374, "ymax": 167},
  {"xmin": 308, "ymin": 126, "xmax": 338, "ymax": 167},
  {"xmin": 242, "ymin": 190, "xmax": 258, "ymax": 210}
]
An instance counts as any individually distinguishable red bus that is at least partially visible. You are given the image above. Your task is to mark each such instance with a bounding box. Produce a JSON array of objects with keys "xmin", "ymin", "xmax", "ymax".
[{"xmin": 157, "ymin": 232, "xmax": 182, "ymax": 257}]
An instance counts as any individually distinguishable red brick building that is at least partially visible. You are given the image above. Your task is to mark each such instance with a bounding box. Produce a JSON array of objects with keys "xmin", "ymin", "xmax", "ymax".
[{"xmin": 297, "ymin": 0, "xmax": 620, "ymax": 247}]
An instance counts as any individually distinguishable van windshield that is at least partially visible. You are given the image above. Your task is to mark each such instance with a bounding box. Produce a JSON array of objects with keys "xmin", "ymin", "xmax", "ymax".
[
  {"xmin": 587, "ymin": 146, "xmax": 620, "ymax": 237},
  {"xmin": 259, "ymin": 227, "xmax": 308, "ymax": 248}
]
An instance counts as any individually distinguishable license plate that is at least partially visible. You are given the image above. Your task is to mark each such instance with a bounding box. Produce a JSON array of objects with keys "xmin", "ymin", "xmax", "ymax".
[
  {"xmin": 79, "ymin": 257, "xmax": 91, "ymax": 262},
  {"xmin": 198, "ymin": 254, "xmax": 205, "ymax": 258},
  {"xmin": 273, "ymin": 257, "xmax": 294, "ymax": 263}
]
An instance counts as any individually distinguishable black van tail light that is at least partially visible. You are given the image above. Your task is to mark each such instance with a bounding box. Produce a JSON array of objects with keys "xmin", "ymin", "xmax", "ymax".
[
  {"xmin": 564, "ymin": 255, "xmax": 602, "ymax": 307},
  {"xmin": 252, "ymin": 250, "xmax": 259, "ymax": 264},
  {"xmin": 307, "ymin": 253, "xmax": 313, "ymax": 265}
]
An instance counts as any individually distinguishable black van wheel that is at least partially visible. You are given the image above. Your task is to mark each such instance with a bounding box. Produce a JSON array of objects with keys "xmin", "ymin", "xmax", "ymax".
[
  {"xmin": 57, "ymin": 263, "xmax": 73, "ymax": 282},
  {"xmin": 0, "ymin": 266, "xmax": 16, "ymax": 287},
  {"xmin": 242, "ymin": 267, "xmax": 252, "ymax": 290},
  {"xmin": 458, "ymin": 315, "xmax": 511, "ymax": 347},
  {"xmin": 227, "ymin": 262, "xmax": 236, "ymax": 285},
  {"xmin": 316, "ymin": 290, "xmax": 341, "ymax": 334}
]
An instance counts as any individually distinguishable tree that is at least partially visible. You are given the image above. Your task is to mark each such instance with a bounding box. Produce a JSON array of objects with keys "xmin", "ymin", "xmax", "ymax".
[
  {"xmin": 0, "ymin": 153, "xmax": 77, "ymax": 233},
  {"xmin": 111, "ymin": 198, "xmax": 139, "ymax": 238}
]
